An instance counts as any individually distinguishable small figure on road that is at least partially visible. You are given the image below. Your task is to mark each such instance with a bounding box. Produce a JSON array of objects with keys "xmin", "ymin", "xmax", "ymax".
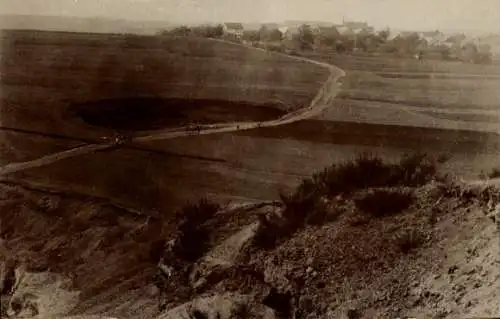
[
  {"xmin": 99, "ymin": 136, "xmax": 111, "ymax": 144},
  {"xmin": 114, "ymin": 134, "xmax": 131, "ymax": 146},
  {"xmin": 415, "ymin": 51, "xmax": 423, "ymax": 62}
]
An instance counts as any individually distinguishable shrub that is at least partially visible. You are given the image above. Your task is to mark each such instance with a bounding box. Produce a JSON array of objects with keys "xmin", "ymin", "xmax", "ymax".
[
  {"xmin": 257, "ymin": 153, "xmax": 443, "ymax": 247},
  {"xmin": 173, "ymin": 198, "xmax": 221, "ymax": 262},
  {"xmin": 394, "ymin": 228, "xmax": 426, "ymax": 253},
  {"xmin": 253, "ymin": 221, "xmax": 279, "ymax": 249},
  {"xmin": 304, "ymin": 197, "xmax": 330, "ymax": 226},
  {"xmin": 388, "ymin": 153, "xmax": 437, "ymax": 186},
  {"xmin": 265, "ymin": 43, "xmax": 285, "ymax": 53},
  {"xmin": 296, "ymin": 152, "xmax": 439, "ymax": 201},
  {"xmin": 436, "ymin": 153, "xmax": 451, "ymax": 164},
  {"xmin": 354, "ymin": 189, "xmax": 415, "ymax": 217},
  {"xmin": 488, "ymin": 168, "xmax": 500, "ymax": 179}
]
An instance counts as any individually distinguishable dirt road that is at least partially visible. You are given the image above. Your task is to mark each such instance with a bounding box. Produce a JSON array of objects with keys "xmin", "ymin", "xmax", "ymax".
[{"xmin": 0, "ymin": 44, "xmax": 345, "ymax": 176}]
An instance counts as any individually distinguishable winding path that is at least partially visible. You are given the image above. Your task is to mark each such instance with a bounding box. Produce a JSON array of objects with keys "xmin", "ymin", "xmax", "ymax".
[{"xmin": 0, "ymin": 43, "xmax": 345, "ymax": 176}]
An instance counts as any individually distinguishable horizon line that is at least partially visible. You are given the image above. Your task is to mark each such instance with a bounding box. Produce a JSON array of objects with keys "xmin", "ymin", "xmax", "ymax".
[{"xmin": 0, "ymin": 13, "xmax": 498, "ymax": 35}]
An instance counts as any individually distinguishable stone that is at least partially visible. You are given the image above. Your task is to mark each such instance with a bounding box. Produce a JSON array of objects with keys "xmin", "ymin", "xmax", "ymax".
[
  {"xmin": 448, "ymin": 265, "xmax": 458, "ymax": 274},
  {"xmin": 306, "ymin": 257, "xmax": 314, "ymax": 266},
  {"xmin": 346, "ymin": 308, "xmax": 362, "ymax": 319},
  {"xmin": 157, "ymin": 293, "xmax": 276, "ymax": 319}
]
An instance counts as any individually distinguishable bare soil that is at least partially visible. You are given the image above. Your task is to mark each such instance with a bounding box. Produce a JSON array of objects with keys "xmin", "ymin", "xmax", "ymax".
[{"xmin": 1, "ymin": 179, "xmax": 499, "ymax": 318}]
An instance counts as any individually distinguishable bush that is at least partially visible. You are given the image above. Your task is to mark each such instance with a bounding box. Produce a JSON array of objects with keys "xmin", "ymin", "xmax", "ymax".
[
  {"xmin": 389, "ymin": 153, "xmax": 438, "ymax": 186},
  {"xmin": 354, "ymin": 189, "xmax": 415, "ymax": 217},
  {"xmin": 278, "ymin": 192, "xmax": 329, "ymax": 227},
  {"xmin": 173, "ymin": 198, "xmax": 221, "ymax": 262},
  {"xmin": 256, "ymin": 153, "xmax": 443, "ymax": 248},
  {"xmin": 287, "ymin": 49, "xmax": 301, "ymax": 56},
  {"xmin": 265, "ymin": 43, "xmax": 285, "ymax": 53},
  {"xmin": 294, "ymin": 152, "xmax": 439, "ymax": 201},
  {"xmin": 394, "ymin": 228, "xmax": 426, "ymax": 253},
  {"xmin": 488, "ymin": 168, "xmax": 500, "ymax": 179}
]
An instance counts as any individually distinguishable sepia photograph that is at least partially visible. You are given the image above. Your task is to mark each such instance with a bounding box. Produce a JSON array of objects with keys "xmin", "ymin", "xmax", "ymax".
[{"xmin": 0, "ymin": 0, "xmax": 500, "ymax": 317}]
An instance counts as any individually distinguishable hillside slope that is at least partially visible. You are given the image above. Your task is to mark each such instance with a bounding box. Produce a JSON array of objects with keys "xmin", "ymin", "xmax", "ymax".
[{"xmin": 1, "ymin": 157, "xmax": 500, "ymax": 318}]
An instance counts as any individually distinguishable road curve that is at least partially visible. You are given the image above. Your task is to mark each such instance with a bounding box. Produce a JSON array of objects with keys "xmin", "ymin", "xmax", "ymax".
[{"xmin": 0, "ymin": 42, "xmax": 345, "ymax": 176}]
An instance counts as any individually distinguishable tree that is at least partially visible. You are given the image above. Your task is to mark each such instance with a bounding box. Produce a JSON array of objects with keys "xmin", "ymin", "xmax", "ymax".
[
  {"xmin": 259, "ymin": 26, "xmax": 283, "ymax": 42},
  {"xmin": 293, "ymin": 24, "xmax": 315, "ymax": 51},
  {"xmin": 358, "ymin": 33, "xmax": 385, "ymax": 52},
  {"xmin": 435, "ymin": 44, "xmax": 452, "ymax": 60},
  {"xmin": 461, "ymin": 42, "xmax": 492, "ymax": 64},
  {"xmin": 209, "ymin": 24, "xmax": 224, "ymax": 38},
  {"xmin": 377, "ymin": 29, "xmax": 391, "ymax": 43},
  {"xmin": 267, "ymin": 29, "xmax": 283, "ymax": 42},
  {"xmin": 391, "ymin": 32, "xmax": 422, "ymax": 56},
  {"xmin": 446, "ymin": 34, "xmax": 466, "ymax": 45},
  {"xmin": 461, "ymin": 42, "xmax": 478, "ymax": 62},
  {"xmin": 191, "ymin": 24, "xmax": 224, "ymax": 38},
  {"xmin": 242, "ymin": 30, "xmax": 260, "ymax": 42},
  {"xmin": 316, "ymin": 26, "xmax": 340, "ymax": 48},
  {"xmin": 168, "ymin": 26, "xmax": 192, "ymax": 37}
]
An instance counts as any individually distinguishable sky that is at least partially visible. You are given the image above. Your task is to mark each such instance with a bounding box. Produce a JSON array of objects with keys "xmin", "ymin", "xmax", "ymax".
[{"xmin": 2, "ymin": 0, "xmax": 500, "ymax": 32}]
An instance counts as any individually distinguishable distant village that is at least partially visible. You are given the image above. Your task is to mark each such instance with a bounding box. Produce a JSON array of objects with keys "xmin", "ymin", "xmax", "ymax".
[
  {"xmin": 223, "ymin": 20, "xmax": 496, "ymax": 51},
  {"xmin": 162, "ymin": 19, "xmax": 500, "ymax": 64}
]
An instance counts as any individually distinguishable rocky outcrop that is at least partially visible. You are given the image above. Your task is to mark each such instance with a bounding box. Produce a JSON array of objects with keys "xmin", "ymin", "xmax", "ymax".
[
  {"xmin": 0, "ymin": 265, "xmax": 80, "ymax": 318},
  {"xmin": 189, "ymin": 223, "xmax": 260, "ymax": 291},
  {"xmin": 157, "ymin": 293, "xmax": 275, "ymax": 319}
]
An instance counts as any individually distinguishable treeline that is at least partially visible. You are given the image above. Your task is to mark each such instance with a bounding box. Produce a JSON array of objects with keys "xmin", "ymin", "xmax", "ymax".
[{"xmin": 158, "ymin": 24, "xmax": 493, "ymax": 65}]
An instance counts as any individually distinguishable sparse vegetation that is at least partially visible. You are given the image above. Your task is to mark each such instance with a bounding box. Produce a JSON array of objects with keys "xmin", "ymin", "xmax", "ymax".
[
  {"xmin": 354, "ymin": 189, "xmax": 415, "ymax": 217},
  {"xmin": 488, "ymin": 168, "xmax": 500, "ymax": 179},
  {"xmin": 160, "ymin": 24, "xmax": 224, "ymax": 38},
  {"xmin": 394, "ymin": 228, "xmax": 426, "ymax": 253},
  {"xmin": 172, "ymin": 198, "xmax": 221, "ymax": 262},
  {"xmin": 255, "ymin": 153, "xmax": 446, "ymax": 248},
  {"xmin": 286, "ymin": 152, "xmax": 439, "ymax": 206}
]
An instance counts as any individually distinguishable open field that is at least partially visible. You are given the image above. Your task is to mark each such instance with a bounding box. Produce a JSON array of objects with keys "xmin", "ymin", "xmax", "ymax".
[
  {"xmin": 0, "ymin": 29, "xmax": 334, "ymax": 211},
  {"xmin": 302, "ymin": 51, "xmax": 500, "ymax": 75},
  {"xmin": 3, "ymin": 120, "xmax": 500, "ymax": 213},
  {"xmin": 2, "ymin": 30, "xmax": 500, "ymax": 212},
  {"xmin": 295, "ymin": 51, "xmax": 500, "ymax": 136},
  {"xmin": 1, "ymin": 30, "xmax": 329, "ymax": 138}
]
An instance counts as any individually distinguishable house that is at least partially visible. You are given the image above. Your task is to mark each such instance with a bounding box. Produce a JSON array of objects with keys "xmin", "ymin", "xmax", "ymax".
[
  {"xmin": 421, "ymin": 30, "xmax": 441, "ymax": 38},
  {"xmin": 313, "ymin": 26, "xmax": 338, "ymax": 35},
  {"xmin": 343, "ymin": 21, "xmax": 369, "ymax": 30},
  {"xmin": 336, "ymin": 20, "xmax": 373, "ymax": 35},
  {"xmin": 222, "ymin": 22, "xmax": 244, "ymax": 38},
  {"xmin": 278, "ymin": 26, "xmax": 289, "ymax": 36},
  {"xmin": 260, "ymin": 23, "xmax": 280, "ymax": 30},
  {"xmin": 387, "ymin": 33, "xmax": 399, "ymax": 41},
  {"xmin": 417, "ymin": 31, "xmax": 446, "ymax": 46},
  {"xmin": 282, "ymin": 25, "xmax": 301, "ymax": 40}
]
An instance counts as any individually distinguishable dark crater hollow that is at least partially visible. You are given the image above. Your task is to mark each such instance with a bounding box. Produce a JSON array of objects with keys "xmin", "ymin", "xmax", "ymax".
[{"xmin": 70, "ymin": 97, "xmax": 287, "ymax": 132}]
